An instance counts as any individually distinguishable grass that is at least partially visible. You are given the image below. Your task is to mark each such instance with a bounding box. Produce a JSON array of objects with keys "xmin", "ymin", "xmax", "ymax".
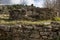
[
  {"xmin": 0, "ymin": 14, "xmax": 9, "ymax": 19},
  {"xmin": 0, "ymin": 20, "xmax": 52, "ymax": 25},
  {"xmin": 0, "ymin": 14, "xmax": 52, "ymax": 25},
  {"xmin": 53, "ymin": 17, "xmax": 60, "ymax": 21}
]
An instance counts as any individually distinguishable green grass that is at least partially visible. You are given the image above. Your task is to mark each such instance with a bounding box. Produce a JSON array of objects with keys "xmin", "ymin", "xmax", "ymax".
[
  {"xmin": 54, "ymin": 17, "xmax": 60, "ymax": 21},
  {"xmin": 0, "ymin": 14, "xmax": 52, "ymax": 25},
  {"xmin": 0, "ymin": 20, "xmax": 51, "ymax": 25}
]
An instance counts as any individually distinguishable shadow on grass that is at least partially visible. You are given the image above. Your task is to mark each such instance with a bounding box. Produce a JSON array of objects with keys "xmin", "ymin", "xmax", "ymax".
[{"xmin": 0, "ymin": 18, "xmax": 16, "ymax": 21}]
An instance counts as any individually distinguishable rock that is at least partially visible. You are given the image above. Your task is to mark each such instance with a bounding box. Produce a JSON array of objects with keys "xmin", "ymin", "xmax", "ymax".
[{"xmin": 0, "ymin": 24, "xmax": 59, "ymax": 40}]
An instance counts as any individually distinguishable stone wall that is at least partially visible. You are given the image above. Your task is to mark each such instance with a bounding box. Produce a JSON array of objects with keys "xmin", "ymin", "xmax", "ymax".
[
  {"xmin": 0, "ymin": 22, "xmax": 60, "ymax": 40},
  {"xmin": 9, "ymin": 8, "xmax": 54, "ymax": 20}
]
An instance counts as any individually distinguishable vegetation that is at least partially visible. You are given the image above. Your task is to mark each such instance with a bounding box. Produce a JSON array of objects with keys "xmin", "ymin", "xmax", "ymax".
[
  {"xmin": 0, "ymin": 13, "xmax": 52, "ymax": 25},
  {"xmin": 0, "ymin": 4, "xmax": 59, "ymax": 25},
  {"xmin": 53, "ymin": 17, "xmax": 60, "ymax": 21}
]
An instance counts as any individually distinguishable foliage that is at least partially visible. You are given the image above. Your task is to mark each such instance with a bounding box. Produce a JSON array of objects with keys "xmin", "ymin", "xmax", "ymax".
[{"xmin": 53, "ymin": 17, "xmax": 60, "ymax": 21}]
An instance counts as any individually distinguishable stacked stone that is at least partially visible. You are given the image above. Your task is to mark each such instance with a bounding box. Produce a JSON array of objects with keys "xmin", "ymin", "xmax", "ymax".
[
  {"xmin": 9, "ymin": 24, "xmax": 60, "ymax": 40},
  {"xmin": 0, "ymin": 22, "xmax": 60, "ymax": 40}
]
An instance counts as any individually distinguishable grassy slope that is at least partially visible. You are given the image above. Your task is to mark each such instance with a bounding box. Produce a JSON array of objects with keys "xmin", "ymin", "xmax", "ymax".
[{"xmin": 0, "ymin": 14, "xmax": 52, "ymax": 25}]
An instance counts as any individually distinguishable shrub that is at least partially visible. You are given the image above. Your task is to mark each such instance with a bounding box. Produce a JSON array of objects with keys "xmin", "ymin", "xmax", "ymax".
[{"xmin": 53, "ymin": 17, "xmax": 60, "ymax": 21}]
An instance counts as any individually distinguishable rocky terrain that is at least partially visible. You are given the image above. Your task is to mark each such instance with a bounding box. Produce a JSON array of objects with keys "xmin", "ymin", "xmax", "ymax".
[
  {"xmin": 0, "ymin": 4, "xmax": 59, "ymax": 40},
  {"xmin": 0, "ymin": 5, "xmax": 56, "ymax": 20},
  {"xmin": 0, "ymin": 22, "xmax": 60, "ymax": 40},
  {"xmin": 0, "ymin": 1, "xmax": 60, "ymax": 40}
]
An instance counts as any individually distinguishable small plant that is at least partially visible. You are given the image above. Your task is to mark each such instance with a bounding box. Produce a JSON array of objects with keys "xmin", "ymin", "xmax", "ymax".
[{"xmin": 53, "ymin": 17, "xmax": 60, "ymax": 21}]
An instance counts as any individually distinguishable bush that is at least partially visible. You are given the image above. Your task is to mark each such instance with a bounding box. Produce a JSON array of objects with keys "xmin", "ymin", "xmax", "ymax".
[{"xmin": 53, "ymin": 17, "xmax": 60, "ymax": 21}]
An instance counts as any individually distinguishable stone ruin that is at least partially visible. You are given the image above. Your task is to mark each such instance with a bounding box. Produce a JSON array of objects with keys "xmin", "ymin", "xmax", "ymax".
[
  {"xmin": 0, "ymin": 22, "xmax": 60, "ymax": 40},
  {"xmin": 9, "ymin": 9, "xmax": 26, "ymax": 20}
]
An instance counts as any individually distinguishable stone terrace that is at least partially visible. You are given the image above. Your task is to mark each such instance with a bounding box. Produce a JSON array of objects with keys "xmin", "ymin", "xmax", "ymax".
[{"xmin": 0, "ymin": 22, "xmax": 60, "ymax": 40}]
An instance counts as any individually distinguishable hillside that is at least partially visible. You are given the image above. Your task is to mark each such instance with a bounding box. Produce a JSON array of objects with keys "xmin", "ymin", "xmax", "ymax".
[
  {"xmin": 0, "ymin": 4, "xmax": 59, "ymax": 25},
  {"xmin": 0, "ymin": 4, "xmax": 56, "ymax": 20}
]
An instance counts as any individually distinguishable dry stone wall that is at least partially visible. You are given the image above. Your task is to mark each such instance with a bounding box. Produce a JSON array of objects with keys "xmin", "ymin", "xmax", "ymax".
[{"xmin": 0, "ymin": 22, "xmax": 60, "ymax": 40}]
